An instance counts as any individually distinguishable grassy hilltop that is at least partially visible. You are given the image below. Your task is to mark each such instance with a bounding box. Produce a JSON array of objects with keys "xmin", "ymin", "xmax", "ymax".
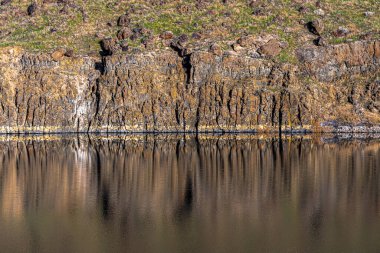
[{"xmin": 0, "ymin": 0, "xmax": 379, "ymax": 57}]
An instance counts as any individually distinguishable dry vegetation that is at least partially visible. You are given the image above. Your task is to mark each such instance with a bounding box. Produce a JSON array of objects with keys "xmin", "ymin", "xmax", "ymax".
[{"xmin": 0, "ymin": 0, "xmax": 379, "ymax": 56}]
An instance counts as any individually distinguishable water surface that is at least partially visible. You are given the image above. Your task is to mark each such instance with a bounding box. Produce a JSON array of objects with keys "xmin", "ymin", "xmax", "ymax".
[{"xmin": 0, "ymin": 134, "xmax": 379, "ymax": 253}]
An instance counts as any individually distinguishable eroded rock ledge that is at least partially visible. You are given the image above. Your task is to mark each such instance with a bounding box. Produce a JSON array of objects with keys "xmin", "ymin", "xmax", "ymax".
[{"xmin": 0, "ymin": 40, "xmax": 379, "ymax": 133}]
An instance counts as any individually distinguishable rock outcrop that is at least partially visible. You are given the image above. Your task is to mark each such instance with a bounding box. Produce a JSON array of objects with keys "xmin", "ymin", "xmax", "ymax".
[{"xmin": 0, "ymin": 40, "xmax": 379, "ymax": 133}]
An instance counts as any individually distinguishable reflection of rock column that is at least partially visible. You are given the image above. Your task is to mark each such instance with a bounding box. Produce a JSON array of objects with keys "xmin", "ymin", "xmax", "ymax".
[
  {"xmin": 0, "ymin": 135, "xmax": 379, "ymax": 229},
  {"xmin": 56, "ymin": 139, "xmax": 93, "ymax": 213},
  {"xmin": 0, "ymin": 149, "xmax": 24, "ymax": 220},
  {"xmin": 73, "ymin": 141, "xmax": 92, "ymax": 210}
]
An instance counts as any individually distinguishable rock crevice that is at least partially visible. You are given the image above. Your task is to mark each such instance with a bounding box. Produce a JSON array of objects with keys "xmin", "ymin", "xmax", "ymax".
[{"xmin": 0, "ymin": 41, "xmax": 379, "ymax": 133}]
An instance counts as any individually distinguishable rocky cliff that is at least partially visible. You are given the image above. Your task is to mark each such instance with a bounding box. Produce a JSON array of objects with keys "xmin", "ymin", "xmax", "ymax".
[{"xmin": 0, "ymin": 40, "xmax": 379, "ymax": 133}]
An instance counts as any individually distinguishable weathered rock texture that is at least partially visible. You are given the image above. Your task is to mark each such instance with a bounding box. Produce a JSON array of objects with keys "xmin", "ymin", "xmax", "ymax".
[{"xmin": 0, "ymin": 41, "xmax": 379, "ymax": 133}]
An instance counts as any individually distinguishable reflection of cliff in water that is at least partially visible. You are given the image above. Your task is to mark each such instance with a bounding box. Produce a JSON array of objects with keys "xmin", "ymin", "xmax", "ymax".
[{"xmin": 0, "ymin": 135, "xmax": 379, "ymax": 252}]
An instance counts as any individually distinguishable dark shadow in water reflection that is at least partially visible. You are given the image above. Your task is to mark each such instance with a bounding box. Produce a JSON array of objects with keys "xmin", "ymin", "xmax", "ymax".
[
  {"xmin": 102, "ymin": 188, "xmax": 111, "ymax": 220},
  {"xmin": 175, "ymin": 175, "xmax": 193, "ymax": 221},
  {"xmin": 310, "ymin": 208, "xmax": 323, "ymax": 239}
]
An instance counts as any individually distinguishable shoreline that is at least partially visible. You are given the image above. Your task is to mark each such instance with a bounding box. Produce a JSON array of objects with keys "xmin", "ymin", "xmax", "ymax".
[{"xmin": 0, "ymin": 123, "xmax": 379, "ymax": 134}]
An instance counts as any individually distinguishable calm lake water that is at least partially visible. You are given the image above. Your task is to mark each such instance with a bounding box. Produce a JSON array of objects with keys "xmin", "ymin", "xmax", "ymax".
[{"xmin": 0, "ymin": 134, "xmax": 379, "ymax": 253}]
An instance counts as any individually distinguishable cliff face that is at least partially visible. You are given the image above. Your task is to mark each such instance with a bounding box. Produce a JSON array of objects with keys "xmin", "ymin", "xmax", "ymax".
[
  {"xmin": 0, "ymin": 47, "xmax": 98, "ymax": 133},
  {"xmin": 0, "ymin": 41, "xmax": 379, "ymax": 133}
]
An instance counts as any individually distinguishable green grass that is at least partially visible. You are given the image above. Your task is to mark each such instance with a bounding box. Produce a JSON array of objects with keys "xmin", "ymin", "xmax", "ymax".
[{"xmin": 0, "ymin": 0, "xmax": 378, "ymax": 54}]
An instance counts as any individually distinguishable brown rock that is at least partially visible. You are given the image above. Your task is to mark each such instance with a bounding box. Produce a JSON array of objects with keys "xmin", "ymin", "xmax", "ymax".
[
  {"xmin": 130, "ymin": 27, "xmax": 152, "ymax": 41},
  {"xmin": 100, "ymin": 38, "xmax": 118, "ymax": 55},
  {"xmin": 142, "ymin": 37, "xmax": 155, "ymax": 49},
  {"xmin": 162, "ymin": 39, "xmax": 172, "ymax": 47},
  {"xmin": 252, "ymin": 7, "xmax": 265, "ymax": 16},
  {"xmin": 95, "ymin": 32, "xmax": 104, "ymax": 39},
  {"xmin": 81, "ymin": 9, "xmax": 89, "ymax": 23},
  {"xmin": 64, "ymin": 49, "xmax": 74, "ymax": 57},
  {"xmin": 120, "ymin": 41, "xmax": 129, "ymax": 52},
  {"xmin": 298, "ymin": 6, "xmax": 309, "ymax": 14},
  {"xmin": 257, "ymin": 39, "xmax": 282, "ymax": 57},
  {"xmin": 374, "ymin": 41, "xmax": 380, "ymax": 58},
  {"xmin": 51, "ymin": 49, "xmax": 65, "ymax": 61},
  {"xmin": 359, "ymin": 33, "xmax": 373, "ymax": 40},
  {"xmin": 140, "ymin": 28, "xmax": 152, "ymax": 36},
  {"xmin": 178, "ymin": 34, "xmax": 189, "ymax": 44},
  {"xmin": 333, "ymin": 27, "xmax": 350, "ymax": 37},
  {"xmin": 209, "ymin": 43, "xmax": 223, "ymax": 56},
  {"xmin": 59, "ymin": 5, "xmax": 69, "ymax": 14},
  {"xmin": 232, "ymin": 43, "xmax": 244, "ymax": 52},
  {"xmin": 177, "ymin": 4, "xmax": 190, "ymax": 14},
  {"xmin": 237, "ymin": 35, "xmax": 255, "ymax": 47},
  {"xmin": 314, "ymin": 37, "xmax": 328, "ymax": 47},
  {"xmin": 159, "ymin": 31, "xmax": 174, "ymax": 40},
  {"xmin": 191, "ymin": 32, "xmax": 202, "ymax": 40},
  {"xmin": 0, "ymin": 40, "xmax": 379, "ymax": 133},
  {"xmin": 0, "ymin": 0, "xmax": 11, "ymax": 6},
  {"xmin": 118, "ymin": 14, "xmax": 130, "ymax": 27},
  {"xmin": 117, "ymin": 28, "xmax": 132, "ymax": 40},
  {"xmin": 248, "ymin": 0, "xmax": 260, "ymax": 8}
]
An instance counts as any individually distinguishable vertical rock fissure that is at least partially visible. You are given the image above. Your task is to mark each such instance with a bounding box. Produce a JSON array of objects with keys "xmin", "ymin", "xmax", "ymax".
[
  {"xmin": 182, "ymin": 55, "xmax": 192, "ymax": 88},
  {"xmin": 182, "ymin": 54, "xmax": 194, "ymax": 131},
  {"xmin": 89, "ymin": 59, "xmax": 105, "ymax": 132},
  {"xmin": 2, "ymin": 39, "xmax": 379, "ymax": 134}
]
